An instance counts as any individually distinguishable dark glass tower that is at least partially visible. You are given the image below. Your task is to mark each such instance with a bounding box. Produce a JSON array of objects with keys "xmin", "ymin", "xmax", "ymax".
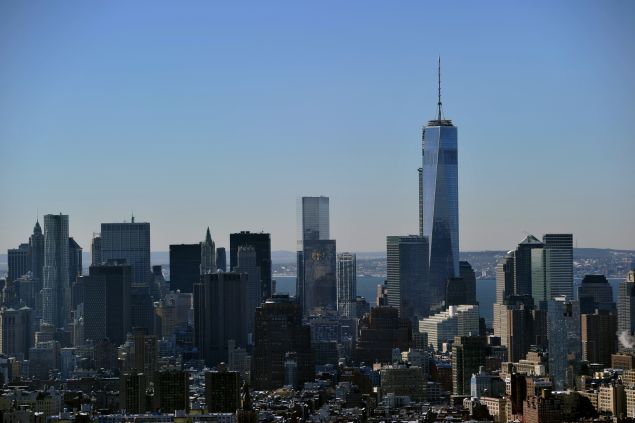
[
  {"xmin": 229, "ymin": 231, "xmax": 272, "ymax": 301},
  {"xmin": 169, "ymin": 243, "xmax": 202, "ymax": 293},
  {"xmin": 421, "ymin": 60, "xmax": 459, "ymax": 307}
]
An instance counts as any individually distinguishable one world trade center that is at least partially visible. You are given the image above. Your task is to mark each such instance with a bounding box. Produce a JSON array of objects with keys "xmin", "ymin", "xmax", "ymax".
[{"xmin": 420, "ymin": 59, "xmax": 459, "ymax": 309}]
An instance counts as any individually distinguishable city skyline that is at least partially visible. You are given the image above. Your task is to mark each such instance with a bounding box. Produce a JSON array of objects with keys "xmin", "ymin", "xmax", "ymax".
[{"xmin": 1, "ymin": 1, "xmax": 634, "ymax": 254}]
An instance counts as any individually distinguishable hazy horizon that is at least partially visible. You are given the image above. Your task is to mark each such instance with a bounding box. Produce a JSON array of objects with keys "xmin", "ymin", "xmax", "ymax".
[{"xmin": 1, "ymin": 1, "xmax": 634, "ymax": 253}]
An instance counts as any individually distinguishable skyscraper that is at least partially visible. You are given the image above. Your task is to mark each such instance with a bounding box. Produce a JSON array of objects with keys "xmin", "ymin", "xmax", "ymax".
[
  {"xmin": 216, "ymin": 247, "xmax": 227, "ymax": 272},
  {"xmin": 80, "ymin": 261, "xmax": 131, "ymax": 346},
  {"xmin": 547, "ymin": 296, "xmax": 581, "ymax": 390},
  {"xmin": 193, "ymin": 272, "xmax": 248, "ymax": 366},
  {"xmin": 301, "ymin": 239, "xmax": 336, "ymax": 315},
  {"xmin": 514, "ymin": 235, "xmax": 544, "ymax": 298},
  {"xmin": 336, "ymin": 252, "xmax": 357, "ymax": 318},
  {"xmin": 253, "ymin": 294, "xmax": 313, "ymax": 390},
  {"xmin": 100, "ymin": 218, "xmax": 151, "ymax": 285},
  {"xmin": 90, "ymin": 234, "xmax": 101, "ymax": 266},
  {"xmin": 296, "ymin": 196, "xmax": 330, "ymax": 306},
  {"xmin": 169, "ymin": 243, "xmax": 201, "ymax": 293},
  {"xmin": 581, "ymin": 310, "xmax": 617, "ymax": 368},
  {"xmin": 578, "ymin": 275, "xmax": 614, "ymax": 314},
  {"xmin": 29, "ymin": 220, "xmax": 44, "ymax": 286},
  {"xmin": 543, "ymin": 234, "xmax": 574, "ymax": 299},
  {"xmin": 68, "ymin": 237, "xmax": 82, "ymax": 286},
  {"xmin": 421, "ymin": 60, "xmax": 459, "ymax": 308},
  {"xmin": 234, "ymin": 246, "xmax": 261, "ymax": 339},
  {"xmin": 452, "ymin": 335, "xmax": 486, "ymax": 395},
  {"xmin": 230, "ymin": 231, "xmax": 272, "ymax": 301},
  {"xmin": 386, "ymin": 236, "xmax": 429, "ymax": 322},
  {"xmin": 42, "ymin": 213, "xmax": 70, "ymax": 329},
  {"xmin": 7, "ymin": 244, "xmax": 30, "ymax": 283},
  {"xmin": 200, "ymin": 227, "xmax": 216, "ymax": 275},
  {"xmin": 618, "ymin": 270, "xmax": 635, "ymax": 349}
]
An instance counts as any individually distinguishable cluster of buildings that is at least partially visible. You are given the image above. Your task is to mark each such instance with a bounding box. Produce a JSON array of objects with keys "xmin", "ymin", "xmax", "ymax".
[{"xmin": 1, "ymin": 70, "xmax": 634, "ymax": 423}]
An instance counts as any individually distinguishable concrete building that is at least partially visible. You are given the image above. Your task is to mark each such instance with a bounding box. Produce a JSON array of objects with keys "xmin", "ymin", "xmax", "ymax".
[{"xmin": 419, "ymin": 304, "xmax": 480, "ymax": 350}]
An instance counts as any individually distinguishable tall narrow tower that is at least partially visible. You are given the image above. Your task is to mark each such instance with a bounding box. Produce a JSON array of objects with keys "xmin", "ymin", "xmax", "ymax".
[
  {"xmin": 200, "ymin": 227, "xmax": 216, "ymax": 275},
  {"xmin": 421, "ymin": 59, "xmax": 459, "ymax": 307},
  {"xmin": 42, "ymin": 213, "xmax": 70, "ymax": 328}
]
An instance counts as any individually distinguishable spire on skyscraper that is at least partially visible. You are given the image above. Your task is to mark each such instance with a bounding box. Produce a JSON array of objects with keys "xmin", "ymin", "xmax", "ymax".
[{"xmin": 437, "ymin": 56, "xmax": 443, "ymax": 121}]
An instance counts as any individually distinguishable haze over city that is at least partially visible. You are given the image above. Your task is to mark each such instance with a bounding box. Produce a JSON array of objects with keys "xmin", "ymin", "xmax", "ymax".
[{"xmin": 1, "ymin": 0, "xmax": 634, "ymax": 253}]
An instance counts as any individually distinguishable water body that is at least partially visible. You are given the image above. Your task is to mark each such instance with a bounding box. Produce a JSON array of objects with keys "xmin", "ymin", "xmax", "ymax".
[{"xmin": 273, "ymin": 276, "xmax": 624, "ymax": 328}]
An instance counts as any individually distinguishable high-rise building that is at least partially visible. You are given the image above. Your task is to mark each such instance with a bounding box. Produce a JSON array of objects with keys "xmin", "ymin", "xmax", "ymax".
[
  {"xmin": 301, "ymin": 239, "xmax": 336, "ymax": 315},
  {"xmin": 496, "ymin": 296, "xmax": 535, "ymax": 362},
  {"xmin": 230, "ymin": 231, "xmax": 272, "ymax": 301},
  {"xmin": 7, "ymin": 244, "xmax": 30, "ymax": 283},
  {"xmin": 421, "ymin": 61, "xmax": 459, "ymax": 308},
  {"xmin": 169, "ymin": 243, "xmax": 201, "ymax": 293},
  {"xmin": 336, "ymin": 252, "xmax": 357, "ymax": 318},
  {"xmin": 543, "ymin": 234, "xmax": 573, "ymax": 299},
  {"xmin": 200, "ymin": 227, "xmax": 216, "ymax": 275},
  {"xmin": 419, "ymin": 304, "xmax": 480, "ymax": 351},
  {"xmin": 205, "ymin": 366, "xmax": 240, "ymax": 413},
  {"xmin": 355, "ymin": 306, "xmax": 412, "ymax": 364},
  {"xmin": 29, "ymin": 220, "xmax": 44, "ymax": 286},
  {"xmin": 120, "ymin": 372, "xmax": 149, "ymax": 414},
  {"xmin": 234, "ymin": 246, "xmax": 261, "ymax": 339},
  {"xmin": 193, "ymin": 272, "xmax": 248, "ymax": 366},
  {"xmin": 154, "ymin": 368, "xmax": 190, "ymax": 413},
  {"xmin": 0, "ymin": 306, "xmax": 33, "ymax": 359},
  {"xmin": 514, "ymin": 235, "xmax": 544, "ymax": 298},
  {"xmin": 42, "ymin": 213, "xmax": 70, "ymax": 329},
  {"xmin": 100, "ymin": 218, "xmax": 151, "ymax": 285},
  {"xmin": 547, "ymin": 296, "xmax": 581, "ymax": 390},
  {"xmin": 129, "ymin": 285, "xmax": 154, "ymax": 333},
  {"xmin": 452, "ymin": 335, "xmax": 486, "ymax": 395},
  {"xmin": 578, "ymin": 275, "xmax": 614, "ymax": 314},
  {"xmin": 90, "ymin": 234, "xmax": 101, "ymax": 266},
  {"xmin": 447, "ymin": 261, "xmax": 477, "ymax": 306},
  {"xmin": 496, "ymin": 252, "xmax": 514, "ymax": 304},
  {"xmin": 296, "ymin": 196, "xmax": 330, "ymax": 308},
  {"xmin": 386, "ymin": 236, "xmax": 429, "ymax": 322},
  {"xmin": 68, "ymin": 237, "xmax": 82, "ymax": 286},
  {"xmin": 81, "ymin": 261, "xmax": 131, "ymax": 346},
  {"xmin": 253, "ymin": 294, "xmax": 313, "ymax": 390},
  {"xmin": 581, "ymin": 310, "xmax": 617, "ymax": 368},
  {"xmin": 216, "ymin": 247, "xmax": 227, "ymax": 272},
  {"xmin": 619, "ymin": 271, "xmax": 635, "ymax": 348}
]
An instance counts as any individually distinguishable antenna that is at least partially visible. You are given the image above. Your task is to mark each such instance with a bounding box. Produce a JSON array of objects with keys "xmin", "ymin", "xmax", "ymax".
[{"xmin": 437, "ymin": 56, "xmax": 442, "ymax": 121}]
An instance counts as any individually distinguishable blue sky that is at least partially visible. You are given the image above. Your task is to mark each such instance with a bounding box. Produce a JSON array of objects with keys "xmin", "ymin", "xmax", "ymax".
[{"xmin": 1, "ymin": 1, "xmax": 634, "ymax": 253}]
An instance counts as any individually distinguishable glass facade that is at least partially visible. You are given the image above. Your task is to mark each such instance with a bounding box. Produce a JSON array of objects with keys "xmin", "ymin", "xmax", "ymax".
[{"xmin": 421, "ymin": 122, "xmax": 459, "ymax": 306}]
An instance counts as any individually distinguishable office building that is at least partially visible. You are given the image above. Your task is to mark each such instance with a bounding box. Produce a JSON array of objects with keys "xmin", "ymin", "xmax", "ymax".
[
  {"xmin": 496, "ymin": 252, "xmax": 514, "ymax": 304},
  {"xmin": 42, "ymin": 213, "xmax": 70, "ymax": 329},
  {"xmin": 386, "ymin": 236, "xmax": 429, "ymax": 322},
  {"xmin": 421, "ymin": 63, "xmax": 459, "ymax": 308},
  {"xmin": 296, "ymin": 196, "xmax": 330, "ymax": 309},
  {"xmin": 336, "ymin": 252, "xmax": 357, "ymax": 318},
  {"xmin": 194, "ymin": 272, "xmax": 248, "ymax": 366},
  {"xmin": 81, "ymin": 261, "xmax": 131, "ymax": 346},
  {"xmin": 120, "ymin": 372, "xmax": 148, "ymax": 414},
  {"xmin": 543, "ymin": 234, "xmax": 573, "ymax": 299},
  {"xmin": 154, "ymin": 368, "xmax": 190, "ymax": 413},
  {"xmin": 205, "ymin": 366, "xmax": 240, "ymax": 413},
  {"xmin": 355, "ymin": 306, "xmax": 411, "ymax": 364},
  {"xmin": 216, "ymin": 247, "xmax": 227, "ymax": 272},
  {"xmin": 447, "ymin": 261, "xmax": 477, "ymax": 306},
  {"xmin": 547, "ymin": 297, "xmax": 581, "ymax": 390},
  {"xmin": 579, "ymin": 274, "xmax": 614, "ymax": 314},
  {"xmin": 130, "ymin": 285, "xmax": 154, "ymax": 333},
  {"xmin": 452, "ymin": 335, "xmax": 486, "ymax": 395},
  {"xmin": 68, "ymin": 237, "xmax": 82, "ymax": 286},
  {"xmin": 7, "ymin": 244, "xmax": 30, "ymax": 284},
  {"xmin": 230, "ymin": 231, "xmax": 272, "ymax": 300},
  {"xmin": 169, "ymin": 243, "xmax": 201, "ymax": 293},
  {"xmin": 620, "ymin": 271, "xmax": 635, "ymax": 349},
  {"xmin": 0, "ymin": 306, "xmax": 33, "ymax": 359},
  {"xmin": 234, "ymin": 246, "xmax": 260, "ymax": 338},
  {"xmin": 90, "ymin": 234, "xmax": 101, "ymax": 266},
  {"xmin": 380, "ymin": 365, "xmax": 426, "ymax": 402},
  {"xmin": 301, "ymin": 239, "xmax": 336, "ymax": 315},
  {"xmin": 495, "ymin": 296, "xmax": 535, "ymax": 362},
  {"xmin": 200, "ymin": 227, "xmax": 216, "ymax": 275},
  {"xmin": 29, "ymin": 220, "xmax": 44, "ymax": 286},
  {"xmin": 253, "ymin": 294, "xmax": 313, "ymax": 390},
  {"xmin": 100, "ymin": 218, "xmax": 151, "ymax": 285},
  {"xmin": 419, "ymin": 305, "xmax": 480, "ymax": 351},
  {"xmin": 514, "ymin": 235, "xmax": 544, "ymax": 298},
  {"xmin": 523, "ymin": 390, "xmax": 564, "ymax": 423},
  {"xmin": 581, "ymin": 310, "xmax": 617, "ymax": 367}
]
